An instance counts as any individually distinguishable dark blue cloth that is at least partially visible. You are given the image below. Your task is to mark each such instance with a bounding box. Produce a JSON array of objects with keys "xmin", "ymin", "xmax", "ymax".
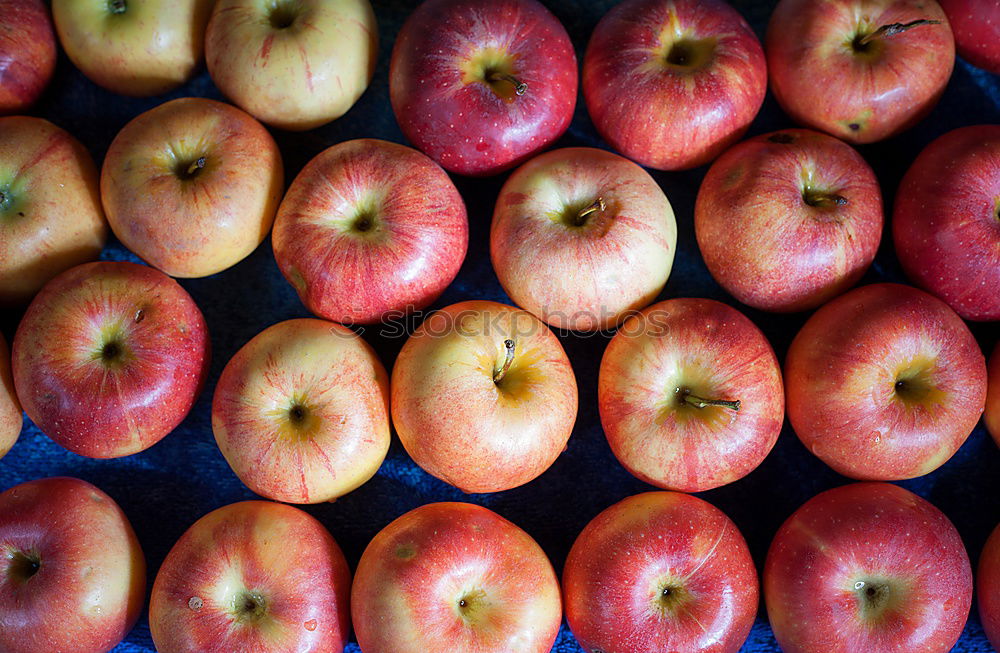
[{"xmin": 2, "ymin": 1, "xmax": 999, "ymax": 651}]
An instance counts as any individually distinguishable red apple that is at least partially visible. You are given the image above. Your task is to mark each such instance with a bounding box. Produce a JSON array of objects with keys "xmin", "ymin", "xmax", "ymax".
[
  {"xmin": 892, "ymin": 125, "xmax": 1000, "ymax": 322},
  {"xmin": 101, "ymin": 97, "xmax": 284, "ymax": 278},
  {"xmin": 389, "ymin": 0, "xmax": 577, "ymax": 177},
  {"xmin": 212, "ymin": 318, "xmax": 390, "ymax": 503},
  {"xmin": 205, "ymin": 0, "xmax": 378, "ymax": 131},
  {"xmin": 765, "ymin": 482, "xmax": 972, "ymax": 653},
  {"xmin": 150, "ymin": 500, "xmax": 351, "ymax": 653},
  {"xmin": 599, "ymin": 298, "xmax": 783, "ymax": 492},
  {"xmin": 766, "ymin": 0, "xmax": 955, "ymax": 144},
  {"xmin": 272, "ymin": 139, "xmax": 468, "ymax": 325},
  {"xmin": 390, "ymin": 300, "xmax": 578, "ymax": 493},
  {"xmin": 695, "ymin": 128, "xmax": 883, "ymax": 312},
  {"xmin": 564, "ymin": 491, "xmax": 758, "ymax": 653},
  {"xmin": 490, "ymin": 147, "xmax": 677, "ymax": 331},
  {"xmin": 352, "ymin": 502, "xmax": 561, "ymax": 653},
  {"xmin": 939, "ymin": 0, "xmax": 1000, "ymax": 74},
  {"xmin": 12, "ymin": 261, "xmax": 210, "ymax": 458},
  {"xmin": 583, "ymin": 0, "xmax": 767, "ymax": 171},
  {"xmin": 52, "ymin": 0, "xmax": 214, "ymax": 97},
  {"xmin": 0, "ymin": 333, "xmax": 20, "ymax": 460},
  {"xmin": 978, "ymin": 521, "xmax": 1000, "ymax": 650},
  {"xmin": 0, "ymin": 0, "xmax": 56, "ymax": 114},
  {"xmin": 785, "ymin": 283, "xmax": 986, "ymax": 480},
  {"xmin": 987, "ymin": 342, "xmax": 1000, "ymax": 447},
  {"xmin": 0, "ymin": 477, "xmax": 146, "ymax": 653},
  {"xmin": 0, "ymin": 116, "xmax": 107, "ymax": 307}
]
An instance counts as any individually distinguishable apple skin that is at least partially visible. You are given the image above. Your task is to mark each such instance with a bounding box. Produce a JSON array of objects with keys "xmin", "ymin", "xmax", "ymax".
[
  {"xmin": 785, "ymin": 283, "xmax": 986, "ymax": 480},
  {"xmin": 390, "ymin": 300, "xmax": 578, "ymax": 493},
  {"xmin": 12, "ymin": 261, "xmax": 211, "ymax": 458},
  {"xmin": 389, "ymin": 0, "xmax": 577, "ymax": 177},
  {"xmin": 52, "ymin": 0, "xmax": 214, "ymax": 97},
  {"xmin": 272, "ymin": 139, "xmax": 468, "ymax": 325},
  {"xmin": 0, "ymin": 116, "xmax": 107, "ymax": 307},
  {"xmin": 0, "ymin": 333, "xmax": 20, "ymax": 460},
  {"xmin": 695, "ymin": 128, "xmax": 883, "ymax": 312},
  {"xmin": 205, "ymin": 0, "xmax": 378, "ymax": 131},
  {"xmin": 150, "ymin": 500, "xmax": 351, "ymax": 653},
  {"xmin": 599, "ymin": 298, "xmax": 783, "ymax": 492},
  {"xmin": 564, "ymin": 492, "xmax": 757, "ymax": 653},
  {"xmin": 352, "ymin": 502, "xmax": 561, "ymax": 653},
  {"xmin": 978, "ymin": 521, "xmax": 1000, "ymax": 650},
  {"xmin": 101, "ymin": 97, "xmax": 283, "ymax": 279},
  {"xmin": 892, "ymin": 125, "xmax": 1000, "ymax": 322},
  {"xmin": 583, "ymin": 0, "xmax": 767, "ymax": 171},
  {"xmin": 939, "ymin": 0, "xmax": 1000, "ymax": 74},
  {"xmin": 764, "ymin": 482, "xmax": 972, "ymax": 653},
  {"xmin": 0, "ymin": 477, "xmax": 146, "ymax": 653},
  {"xmin": 0, "ymin": 0, "xmax": 56, "ymax": 114},
  {"xmin": 490, "ymin": 147, "xmax": 677, "ymax": 332},
  {"xmin": 212, "ymin": 318, "xmax": 390, "ymax": 504},
  {"xmin": 766, "ymin": 0, "xmax": 954, "ymax": 144},
  {"xmin": 988, "ymin": 343, "xmax": 1000, "ymax": 446}
]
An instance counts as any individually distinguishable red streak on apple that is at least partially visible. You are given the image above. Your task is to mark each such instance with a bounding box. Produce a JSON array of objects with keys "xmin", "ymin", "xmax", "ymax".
[
  {"xmin": 939, "ymin": 0, "xmax": 1000, "ymax": 74},
  {"xmin": 0, "ymin": 0, "xmax": 55, "ymax": 114}
]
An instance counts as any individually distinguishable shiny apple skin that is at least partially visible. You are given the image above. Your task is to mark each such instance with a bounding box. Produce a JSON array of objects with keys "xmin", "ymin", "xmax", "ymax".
[
  {"xmin": 599, "ymin": 299, "xmax": 783, "ymax": 492},
  {"xmin": 52, "ymin": 0, "xmax": 213, "ymax": 97},
  {"xmin": 764, "ymin": 482, "xmax": 972, "ymax": 653},
  {"xmin": 490, "ymin": 147, "xmax": 676, "ymax": 332},
  {"xmin": 272, "ymin": 139, "xmax": 468, "ymax": 325},
  {"xmin": 0, "ymin": 477, "xmax": 146, "ymax": 653},
  {"xmin": 389, "ymin": 0, "xmax": 577, "ymax": 177},
  {"xmin": 390, "ymin": 300, "xmax": 578, "ymax": 493},
  {"xmin": 785, "ymin": 283, "xmax": 986, "ymax": 480},
  {"xmin": 978, "ymin": 521, "xmax": 1000, "ymax": 650},
  {"xmin": 564, "ymin": 491, "xmax": 757, "ymax": 653},
  {"xmin": 892, "ymin": 125, "xmax": 1000, "ymax": 321},
  {"xmin": 939, "ymin": 0, "xmax": 1000, "ymax": 74},
  {"xmin": 0, "ymin": 116, "xmax": 107, "ymax": 307},
  {"xmin": 696, "ymin": 128, "xmax": 883, "ymax": 312},
  {"xmin": 766, "ymin": 0, "xmax": 954, "ymax": 144},
  {"xmin": 583, "ymin": 0, "xmax": 766, "ymax": 171},
  {"xmin": 0, "ymin": 0, "xmax": 55, "ymax": 114},
  {"xmin": 150, "ymin": 500, "xmax": 351, "ymax": 653},
  {"xmin": 101, "ymin": 97, "xmax": 283, "ymax": 279},
  {"xmin": 205, "ymin": 0, "xmax": 378, "ymax": 131},
  {"xmin": 12, "ymin": 261, "xmax": 211, "ymax": 458},
  {"xmin": 0, "ymin": 333, "xmax": 20, "ymax": 460},
  {"xmin": 212, "ymin": 318, "xmax": 390, "ymax": 503},
  {"xmin": 987, "ymin": 342, "xmax": 1000, "ymax": 447},
  {"xmin": 352, "ymin": 502, "xmax": 561, "ymax": 653}
]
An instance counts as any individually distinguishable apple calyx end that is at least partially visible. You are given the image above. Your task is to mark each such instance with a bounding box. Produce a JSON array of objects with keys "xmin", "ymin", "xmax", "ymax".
[
  {"xmin": 108, "ymin": 0, "xmax": 127, "ymax": 15},
  {"xmin": 5, "ymin": 549, "xmax": 42, "ymax": 584},
  {"xmin": 854, "ymin": 19, "xmax": 941, "ymax": 49},
  {"xmin": 268, "ymin": 1, "xmax": 299, "ymax": 30},
  {"xmin": 493, "ymin": 339, "xmax": 516, "ymax": 384},
  {"xmin": 232, "ymin": 589, "xmax": 269, "ymax": 624}
]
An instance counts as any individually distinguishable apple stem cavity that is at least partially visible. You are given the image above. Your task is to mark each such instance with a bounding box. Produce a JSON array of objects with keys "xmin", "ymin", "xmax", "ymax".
[
  {"xmin": 574, "ymin": 197, "xmax": 606, "ymax": 226},
  {"xmin": 493, "ymin": 339, "xmax": 516, "ymax": 384},
  {"xmin": 678, "ymin": 388, "xmax": 740, "ymax": 411},
  {"xmin": 856, "ymin": 19, "xmax": 941, "ymax": 47},
  {"xmin": 802, "ymin": 188, "xmax": 849, "ymax": 209},
  {"xmin": 108, "ymin": 0, "xmax": 127, "ymax": 14},
  {"xmin": 7, "ymin": 550, "xmax": 41, "ymax": 584},
  {"xmin": 487, "ymin": 72, "xmax": 527, "ymax": 96}
]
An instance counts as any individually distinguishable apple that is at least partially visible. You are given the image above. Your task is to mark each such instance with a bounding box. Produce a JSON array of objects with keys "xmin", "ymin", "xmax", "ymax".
[
  {"xmin": 0, "ymin": 477, "xmax": 146, "ymax": 653},
  {"xmin": 150, "ymin": 500, "xmax": 351, "ymax": 653},
  {"xmin": 389, "ymin": 0, "xmax": 577, "ymax": 177},
  {"xmin": 101, "ymin": 97, "xmax": 284, "ymax": 279},
  {"xmin": 988, "ymin": 342, "xmax": 1000, "ymax": 447},
  {"xmin": 0, "ymin": 116, "xmax": 107, "ymax": 307},
  {"xmin": 390, "ymin": 300, "xmax": 578, "ymax": 493},
  {"xmin": 52, "ymin": 0, "xmax": 214, "ymax": 97},
  {"xmin": 892, "ymin": 125, "xmax": 1000, "ymax": 322},
  {"xmin": 213, "ymin": 318, "xmax": 390, "ymax": 504},
  {"xmin": 599, "ymin": 298, "xmax": 783, "ymax": 492},
  {"xmin": 564, "ymin": 491, "xmax": 758, "ymax": 653},
  {"xmin": 978, "ymin": 521, "xmax": 1000, "ymax": 650},
  {"xmin": 12, "ymin": 261, "xmax": 211, "ymax": 458},
  {"xmin": 0, "ymin": 334, "xmax": 19, "ymax": 460},
  {"xmin": 766, "ymin": 0, "xmax": 955, "ymax": 144},
  {"xmin": 490, "ymin": 147, "xmax": 677, "ymax": 331},
  {"xmin": 939, "ymin": 0, "xmax": 1000, "ymax": 74},
  {"xmin": 785, "ymin": 282, "xmax": 986, "ymax": 480},
  {"xmin": 272, "ymin": 139, "xmax": 468, "ymax": 325},
  {"xmin": 205, "ymin": 0, "xmax": 378, "ymax": 131},
  {"xmin": 0, "ymin": 0, "xmax": 56, "ymax": 114},
  {"xmin": 765, "ymin": 482, "xmax": 972, "ymax": 653},
  {"xmin": 352, "ymin": 502, "xmax": 561, "ymax": 653},
  {"xmin": 583, "ymin": 0, "xmax": 767, "ymax": 171},
  {"xmin": 695, "ymin": 128, "xmax": 883, "ymax": 312}
]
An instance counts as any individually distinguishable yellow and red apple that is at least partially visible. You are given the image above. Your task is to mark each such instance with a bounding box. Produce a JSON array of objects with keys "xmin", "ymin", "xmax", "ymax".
[
  {"xmin": 0, "ymin": 334, "xmax": 20, "ymax": 461},
  {"xmin": 0, "ymin": 0, "xmax": 56, "ymax": 114}
]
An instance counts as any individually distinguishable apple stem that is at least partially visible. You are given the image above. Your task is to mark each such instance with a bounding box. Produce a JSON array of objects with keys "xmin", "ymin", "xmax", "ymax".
[
  {"xmin": 187, "ymin": 157, "xmax": 206, "ymax": 176},
  {"xmin": 109, "ymin": 0, "xmax": 127, "ymax": 14},
  {"xmin": 488, "ymin": 72, "xmax": 527, "ymax": 96},
  {"xmin": 682, "ymin": 392, "xmax": 740, "ymax": 411},
  {"xmin": 574, "ymin": 197, "xmax": 606, "ymax": 226},
  {"xmin": 858, "ymin": 19, "xmax": 940, "ymax": 46},
  {"xmin": 493, "ymin": 339, "xmax": 516, "ymax": 384}
]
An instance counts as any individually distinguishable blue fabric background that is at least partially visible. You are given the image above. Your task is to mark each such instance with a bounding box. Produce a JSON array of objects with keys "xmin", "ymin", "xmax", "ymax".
[{"xmin": 2, "ymin": 0, "xmax": 998, "ymax": 651}]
